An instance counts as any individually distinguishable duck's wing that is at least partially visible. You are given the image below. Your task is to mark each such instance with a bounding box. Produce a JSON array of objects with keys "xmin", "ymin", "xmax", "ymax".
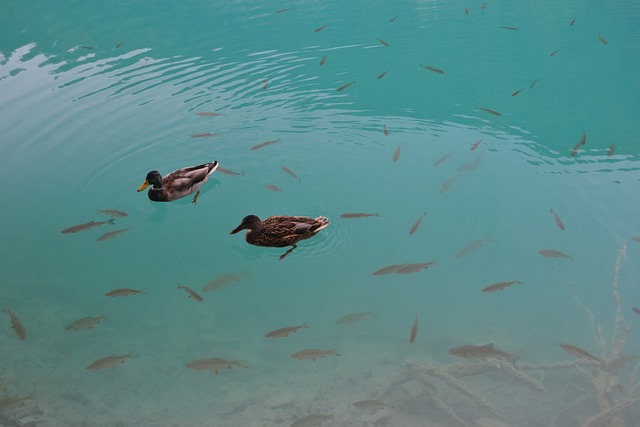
[{"xmin": 164, "ymin": 164, "xmax": 213, "ymax": 189}]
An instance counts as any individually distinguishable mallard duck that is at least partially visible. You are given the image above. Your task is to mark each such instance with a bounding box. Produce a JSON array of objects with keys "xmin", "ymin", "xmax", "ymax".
[
  {"xmin": 137, "ymin": 161, "xmax": 218, "ymax": 203},
  {"xmin": 230, "ymin": 215, "xmax": 330, "ymax": 260}
]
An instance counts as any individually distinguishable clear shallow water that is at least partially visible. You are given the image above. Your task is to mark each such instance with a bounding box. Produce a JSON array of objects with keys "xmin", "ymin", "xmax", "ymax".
[{"xmin": 1, "ymin": 1, "xmax": 639, "ymax": 426}]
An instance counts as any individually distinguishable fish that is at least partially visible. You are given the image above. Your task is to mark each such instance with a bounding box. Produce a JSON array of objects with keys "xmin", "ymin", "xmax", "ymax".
[
  {"xmin": 377, "ymin": 71, "xmax": 388, "ymax": 79},
  {"xmin": 177, "ymin": 284, "xmax": 204, "ymax": 302},
  {"xmin": 395, "ymin": 261, "xmax": 436, "ymax": 274},
  {"xmin": 607, "ymin": 143, "xmax": 616, "ymax": 156},
  {"xmin": 105, "ymin": 288, "xmax": 145, "ymax": 297},
  {"xmin": 632, "ymin": 307, "xmax": 640, "ymax": 316},
  {"xmin": 481, "ymin": 3, "xmax": 487, "ymax": 10},
  {"xmin": 282, "ymin": 166, "xmax": 301, "ymax": 183},
  {"xmin": 449, "ymin": 344, "xmax": 516, "ymax": 364},
  {"xmin": 319, "ymin": 55, "xmax": 327, "ymax": 66},
  {"xmin": 353, "ymin": 400, "xmax": 393, "ymax": 413},
  {"xmin": 339, "ymin": 212, "xmax": 379, "ymax": 219},
  {"xmin": 384, "ymin": 125, "xmax": 389, "ymax": 136},
  {"xmin": 377, "ymin": 38, "xmax": 389, "ymax": 46},
  {"xmin": 337, "ymin": 312, "xmax": 374, "ymax": 325},
  {"xmin": 393, "ymin": 144, "xmax": 401, "ymax": 162},
  {"xmin": 262, "ymin": 79, "xmax": 268, "ymax": 90},
  {"xmin": 265, "ymin": 184, "xmax": 282, "ymax": 192},
  {"xmin": 314, "ymin": 25, "xmax": 329, "ymax": 32},
  {"xmin": 65, "ymin": 315, "xmax": 107, "ymax": 331},
  {"xmin": 291, "ymin": 349, "xmax": 340, "ymax": 360},
  {"xmin": 115, "ymin": 41, "xmax": 124, "ymax": 48},
  {"xmin": 482, "ymin": 280, "xmax": 522, "ymax": 293},
  {"xmin": 580, "ymin": 131, "xmax": 587, "ymax": 145},
  {"xmin": 439, "ymin": 174, "xmax": 458, "ymax": 193},
  {"xmin": 202, "ymin": 273, "xmax": 248, "ymax": 292},
  {"xmin": 0, "ymin": 392, "xmax": 36, "ymax": 411},
  {"xmin": 61, "ymin": 218, "xmax": 115, "ymax": 234},
  {"xmin": 530, "ymin": 78, "xmax": 541, "ymax": 89},
  {"xmin": 633, "ymin": 236, "xmax": 640, "ymax": 243},
  {"xmin": 337, "ymin": 81, "xmax": 356, "ymax": 92},
  {"xmin": 389, "ymin": 16, "xmax": 398, "ymax": 22},
  {"xmin": 550, "ymin": 208, "xmax": 565, "ymax": 230},
  {"xmin": 265, "ymin": 323, "xmax": 309, "ymax": 338},
  {"xmin": 570, "ymin": 18, "xmax": 575, "ymax": 26},
  {"xmin": 550, "ymin": 49, "xmax": 559, "ymax": 57},
  {"xmin": 409, "ymin": 312, "xmax": 418, "ymax": 344},
  {"xmin": 538, "ymin": 249, "xmax": 573, "ymax": 260},
  {"xmin": 251, "ymin": 139, "xmax": 279, "ymax": 150},
  {"xmin": 455, "ymin": 152, "xmax": 483, "ymax": 172},
  {"xmin": 559, "ymin": 343, "xmax": 603, "ymax": 365},
  {"xmin": 478, "ymin": 107, "xmax": 502, "ymax": 116},
  {"xmin": 456, "ymin": 238, "xmax": 488, "ymax": 258},
  {"xmin": 499, "ymin": 26, "xmax": 519, "ymax": 30},
  {"xmin": 465, "ymin": 7, "xmax": 469, "ymax": 14},
  {"xmin": 96, "ymin": 228, "xmax": 129, "ymax": 242},
  {"xmin": 276, "ymin": 8, "xmax": 291, "ymax": 14},
  {"xmin": 598, "ymin": 35, "xmax": 608, "ymax": 45},
  {"xmin": 372, "ymin": 264, "xmax": 405, "ymax": 275},
  {"xmin": 96, "ymin": 209, "xmax": 128, "ymax": 218},
  {"xmin": 85, "ymin": 353, "xmax": 135, "ymax": 371},
  {"xmin": 434, "ymin": 152, "xmax": 453, "ymax": 166},
  {"xmin": 187, "ymin": 358, "xmax": 248, "ymax": 374},
  {"xmin": 191, "ymin": 133, "xmax": 222, "ymax": 138},
  {"xmin": 291, "ymin": 414, "xmax": 333, "ymax": 427},
  {"xmin": 3, "ymin": 309, "xmax": 26, "ymax": 340},
  {"xmin": 511, "ymin": 88, "xmax": 524, "ymax": 96},
  {"xmin": 79, "ymin": 45, "xmax": 93, "ymax": 49},
  {"xmin": 409, "ymin": 212, "xmax": 427, "ymax": 235},
  {"xmin": 471, "ymin": 139, "xmax": 483, "ymax": 151},
  {"xmin": 570, "ymin": 141, "xmax": 582, "ymax": 157},
  {"xmin": 421, "ymin": 65, "xmax": 445, "ymax": 74},
  {"xmin": 216, "ymin": 166, "xmax": 244, "ymax": 176},
  {"xmin": 196, "ymin": 112, "xmax": 224, "ymax": 117}
]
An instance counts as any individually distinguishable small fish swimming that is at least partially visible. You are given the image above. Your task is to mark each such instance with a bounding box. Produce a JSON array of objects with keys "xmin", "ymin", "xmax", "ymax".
[
  {"xmin": 319, "ymin": 55, "xmax": 327, "ymax": 66},
  {"xmin": 291, "ymin": 349, "xmax": 340, "ymax": 360},
  {"xmin": 85, "ymin": 353, "xmax": 135, "ymax": 371},
  {"xmin": 196, "ymin": 112, "xmax": 224, "ymax": 117},
  {"xmin": 607, "ymin": 143, "xmax": 616, "ymax": 156},
  {"xmin": 465, "ymin": 7, "xmax": 469, "ymax": 14},
  {"xmin": 65, "ymin": 315, "xmax": 107, "ymax": 331},
  {"xmin": 471, "ymin": 139, "xmax": 483, "ymax": 151},
  {"xmin": 262, "ymin": 79, "xmax": 268, "ymax": 90},
  {"xmin": 409, "ymin": 212, "xmax": 427, "ymax": 235},
  {"xmin": 3, "ymin": 309, "xmax": 26, "ymax": 340},
  {"xmin": 598, "ymin": 35, "xmax": 608, "ymax": 45},
  {"xmin": 96, "ymin": 228, "xmax": 129, "ymax": 242},
  {"xmin": 559, "ymin": 343, "xmax": 603, "ymax": 365},
  {"xmin": 202, "ymin": 273, "xmax": 248, "ymax": 292},
  {"xmin": 482, "ymin": 280, "xmax": 522, "ymax": 293},
  {"xmin": 550, "ymin": 49, "xmax": 559, "ymax": 57},
  {"xmin": 409, "ymin": 312, "xmax": 418, "ymax": 344},
  {"xmin": 314, "ymin": 25, "xmax": 329, "ymax": 32},
  {"xmin": 511, "ymin": 88, "xmax": 524, "ymax": 96},
  {"xmin": 478, "ymin": 107, "xmax": 502, "ymax": 116},
  {"xmin": 372, "ymin": 264, "xmax": 405, "ymax": 275},
  {"xmin": 456, "ymin": 238, "xmax": 488, "ymax": 258},
  {"xmin": 340, "ymin": 212, "xmax": 379, "ymax": 219},
  {"xmin": 337, "ymin": 312, "xmax": 374, "ymax": 325},
  {"xmin": 276, "ymin": 8, "xmax": 291, "ymax": 13},
  {"xmin": 421, "ymin": 65, "xmax": 445, "ymax": 74},
  {"xmin": 376, "ymin": 38, "xmax": 389, "ymax": 46},
  {"xmin": 265, "ymin": 323, "xmax": 309, "ymax": 338},
  {"xmin": 570, "ymin": 141, "xmax": 582, "ymax": 157},
  {"xmin": 499, "ymin": 26, "xmax": 519, "ymax": 30},
  {"xmin": 177, "ymin": 284, "xmax": 204, "ymax": 302},
  {"xmin": 434, "ymin": 152, "xmax": 453, "ymax": 166},
  {"xmin": 61, "ymin": 218, "xmax": 115, "ymax": 234},
  {"xmin": 449, "ymin": 344, "xmax": 515, "ymax": 364},
  {"xmin": 538, "ymin": 249, "xmax": 573, "ymax": 260},
  {"xmin": 265, "ymin": 184, "xmax": 282, "ymax": 192},
  {"xmin": 481, "ymin": 3, "xmax": 487, "ymax": 10},
  {"xmin": 191, "ymin": 133, "xmax": 222, "ymax": 138},
  {"xmin": 281, "ymin": 166, "xmax": 301, "ymax": 183},
  {"xmin": 580, "ymin": 131, "xmax": 587, "ymax": 145},
  {"xmin": 439, "ymin": 174, "xmax": 458, "ymax": 193},
  {"xmin": 632, "ymin": 236, "xmax": 640, "ymax": 243},
  {"xmin": 251, "ymin": 139, "xmax": 279, "ymax": 150},
  {"xmin": 384, "ymin": 125, "xmax": 389, "ymax": 136},
  {"xmin": 337, "ymin": 81, "xmax": 356, "ymax": 92},
  {"xmin": 291, "ymin": 414, "xmax": 333, "ymax": 427},
  {"xmin": 96, "ymin": 209, "xmax": 128, "ymax": 218},
  {"xmin": 550, "ymin": 208, "xmax": 565, "ymax": 230},
  {"xmin": 393, "ymin": 144, "xmax": 402, "ymax": 162},
  {"xmin": 115, "ymin": 41, "xmax": 124, "ymax": 48},
  {"xmin": 632, "ymin": 307, "xmax": 640, "ymax": 316},
  {"xmin": 105, "ymin": 288, "xmax": 145, "ymax": 297},
  {"xmin": 570, "ymin": 18, "xmax": 575, "ymax": 26},
  {"xmin": 187, "ymin": 358, "xmax": 248, "ymax": 374},
  {"xmin": 0, "ymin": 392, "xmax": 36, "ymax": 411},
  {"xmin": 216, "ymin": 166, "xmax": 244, "ymax": 176},
  {"xmin": 377, "ymin": 71, "xmax": 388, "ymax": 79},
  {"xmin": 389, "ymin": 16, "xmax": 398, "ymax": 22},
  {"xmin": 353, "ymin": 400, "xmax": 393, "ymax": 413},
  {"xmin": 395, "ymin": 261, "xmax": 436, "ymax": 274},
  {"xmin": 530, "ymin": 78, "xmax": 541, "ymax": 89}
]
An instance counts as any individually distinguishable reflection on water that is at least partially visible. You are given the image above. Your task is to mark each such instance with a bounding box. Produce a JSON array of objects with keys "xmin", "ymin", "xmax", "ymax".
[{"xmin": 1, "ymin": 0, "xmax": 640, "ymax": 425}]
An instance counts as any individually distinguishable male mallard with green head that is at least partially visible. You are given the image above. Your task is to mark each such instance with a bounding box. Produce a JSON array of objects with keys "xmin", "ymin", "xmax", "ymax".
[
  {"xmin": 230, "ymin": 215, "xmax": 330, "ymax": 260},
  {"xmin": 137, "ymin": 161, "xmax": 218, "ymax": 204}
]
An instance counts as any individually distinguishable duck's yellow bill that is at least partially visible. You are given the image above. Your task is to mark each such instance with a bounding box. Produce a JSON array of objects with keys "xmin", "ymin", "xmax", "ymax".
[{"xmin": 137, "ymin": 180, "xmax": 150, "ymax": 192}]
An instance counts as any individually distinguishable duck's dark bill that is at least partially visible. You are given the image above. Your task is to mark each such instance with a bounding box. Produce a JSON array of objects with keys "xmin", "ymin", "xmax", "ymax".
[
  {"xmin": 230, "ymin": 225, "xmax": 242, "ymax": 234},
  {"xmin": 137, "ymin": 180, "xmax": 150, "ymax": 192}
]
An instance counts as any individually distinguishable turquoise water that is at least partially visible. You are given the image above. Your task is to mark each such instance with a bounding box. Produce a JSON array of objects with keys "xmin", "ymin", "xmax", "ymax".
[{"xmin": 1, "ymin": 0, "xmax": 639, "ymax": 425}]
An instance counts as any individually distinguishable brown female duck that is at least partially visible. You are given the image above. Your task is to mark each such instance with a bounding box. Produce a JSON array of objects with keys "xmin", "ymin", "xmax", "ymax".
[
  {"xmin": 230, "ymin": 214, "xmax": 330, "ymax": 259},
  {"xmin": 137, "ymin": 161, "xmax": 218, "ymax": 204}
]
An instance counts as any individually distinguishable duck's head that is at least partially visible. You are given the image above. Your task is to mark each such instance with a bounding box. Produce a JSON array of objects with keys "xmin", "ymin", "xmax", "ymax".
[
  {"xmin": 137, "ymin": 171, "xmax": 162, "ymax": 192},
  {"xmin": 230, "ymin": 215, "xmax": 262, "ymax": 234}
]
